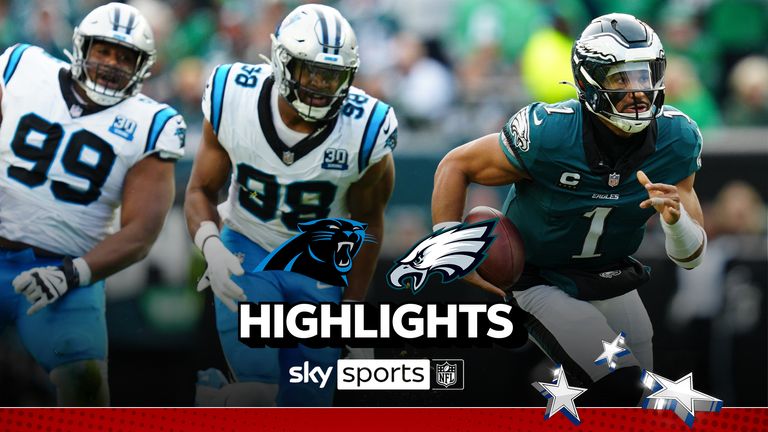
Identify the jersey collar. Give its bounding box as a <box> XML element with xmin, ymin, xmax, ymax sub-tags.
<box><xmin>581</xmin><ymin>106</ymin><xmax>657</xmax><ymax>184</ymax></box>
<box><xmin>58</xmin><ymin>68</ymin><xmax>114</xmax><ymax>118</ymax></box>
<box><xmin>259</xmin><ymin>76</ymin><xmax>338</xmax><ymax>166</ymax></box>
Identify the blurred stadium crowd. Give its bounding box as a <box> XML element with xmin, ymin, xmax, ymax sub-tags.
<box><xmin>2</xmin><ymin>0</ymin><xmax>767</xmax><ymax>139</ymax></box>
<box><xmin>0</xmin><ymin>0</ymin><xmax>766</xmax><ymax>406</ymax></box>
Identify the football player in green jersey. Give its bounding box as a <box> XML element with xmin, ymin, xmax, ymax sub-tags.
<box><xmin>432</xmin><ymin>13</ymin><xmax>706</xmax><ymax>406</ymax></box>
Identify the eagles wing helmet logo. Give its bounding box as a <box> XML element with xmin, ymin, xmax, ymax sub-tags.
<box><xmin>255</xmin><ymin>218</ymin><xmax>375</xmax><ymax>287</ymax></box>
<box><xmin>387</xmin><ymin>221</ymin><xmax>496</xmax><ymax>294</ymax></box>
<box><xmin>575</xmin><ymin>34</ymin><xmax>619</xmax><ymax>64</ymax></box>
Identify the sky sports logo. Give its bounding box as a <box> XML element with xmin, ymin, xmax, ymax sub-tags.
<box><xmin>288</xmin><ymin>359</ymin><xmax>464</xmax><ymax>390</ymax></box>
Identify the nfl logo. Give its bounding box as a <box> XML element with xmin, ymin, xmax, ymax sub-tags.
<box><xmin>435</xmin><ymin>361</ymin><xmax>457</xmax><ymax>388</ymax></box>
<box><xmin>282</xmin><ymin>151</ymin><xmax>295</xmax><ymax>165</ymax></box>
<box><xmin>608</xmin><ymin>172</ymin><xmax>621</xmax><ymax>187</ymax></box>
<box><xmin>69</xmin><ymin>104</ymin><xmax>83</xmax><ymax>118</ymax></box>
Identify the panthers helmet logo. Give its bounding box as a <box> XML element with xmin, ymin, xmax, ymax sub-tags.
<box><xmin>255</xmin><ymin>218</ymin><xmax>374</xmax><ymax>287</ymax></box>
<box><xmin>387</xmin><ymin>221</ymin><xmax>496</xmax><ymax>294</ymax></box>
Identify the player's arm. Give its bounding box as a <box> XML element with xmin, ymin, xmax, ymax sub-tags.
<box><xmin>183</xmin><ymin>119</ymin><xmax>245</xmax><ymax>312</ymax></box>
<box><xmin>184</xmin><ymin>119</ymin><xmax>231</xmax><ymax>235</ymax></box>
<box><xmin>344</xmin><ymin>153</ymin><xmax>395</xmax><ymax>301</ymax></box>
<box><xmin>638</xmin><ymin>171</ymin><xmax>706</xmax><ymax>269</ymax></box>
<box><xmin>432</xmin><ymin>133</ymin><xmax>528</xmax><ymax>225</ymax></box>
<box><xmin>12</xmin><ymin>154</ymin><xmax>177</xmax><ymax>315</ymax></box>
<box><xmin>432</xmin><ymin>133</ymin><xmax>528</xmax><ymax>298</ymax></box>
<box><xmin>82</xmin><ymin>155</ymin><xmax>176</xmax><ymax>280</ymax></box>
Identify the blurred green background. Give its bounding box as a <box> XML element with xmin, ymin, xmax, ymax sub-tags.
<box><xmin>0</xmin><ymin>0</ymin><xmax>765</xmax><ymax>407</ymax></box>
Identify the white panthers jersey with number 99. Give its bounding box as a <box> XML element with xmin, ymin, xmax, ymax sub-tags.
<box><xmin>0</xmin><ymin>44</ymin><xmax>185</xmax><ymax>256</ymax></box>
<box><xmin>202</xmin><ymin>63</ymin><xmax>397</xmax><ymax>251</ymax></box>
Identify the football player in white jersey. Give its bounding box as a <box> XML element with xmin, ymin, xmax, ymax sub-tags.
<box><xmin>0</xmin><ymin>3</ymin><xmax>185</xmax><ymax>405</ymax></box>
<box><xmin>185</xmin><ymin>4</ymin><xmax>397</xmax><ymax>406</ymax></box>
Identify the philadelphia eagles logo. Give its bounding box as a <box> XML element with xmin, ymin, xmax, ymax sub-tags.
<box><xmin>255</xmin><ymin>218</ymin><xmax>374</xmax><ymax>287</ymax></box>
<box><xmin>387</xmin><ymin>221</ymin><xmax>496</xmax><ymax>294</ymax></box>
<box><xmin>575</xmin><ymin>34</ymin><xmax>620</xmax><ymax>64</ymax></box>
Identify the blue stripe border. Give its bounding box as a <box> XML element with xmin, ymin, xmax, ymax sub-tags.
<box><xmin>358</xmin><ymin>101</ymin><xmax>390</xmax><ymax>173</ymax></box>
<box><xmin>211</xmin><ymin>64</ymin><xmax>233</xmax><ymax>135</ymax></box>
<box><xmin>145</xmin><ymin>106</ymin><xmax>179</xmax><ymax>153</ymax></box>
<box><xmin>3</xmin><ymin>44</ymin><xmax>31</xmax><ymax>84</ymax></box>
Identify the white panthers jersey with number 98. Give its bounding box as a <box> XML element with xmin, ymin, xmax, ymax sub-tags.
<box><xmin>0</xmin><ymin>44</ymin><xmax>185</xmax><ymax>256</ymax></box>
<box><xmin>202</xmin><ymin>63</ymin><xmax>397</xmax><ymax>251</ymax></box>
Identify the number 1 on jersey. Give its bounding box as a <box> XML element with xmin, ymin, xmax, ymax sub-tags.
<box><xmin>572</xmin><ymin>207</ymin><xmax>613</xmax><ymax>259</ymax></box>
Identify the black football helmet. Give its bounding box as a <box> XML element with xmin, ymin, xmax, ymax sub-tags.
<box><xmin>571</xmin><ymin>13</ymin><xmax>666</xmax><ymax>133</ymax></box>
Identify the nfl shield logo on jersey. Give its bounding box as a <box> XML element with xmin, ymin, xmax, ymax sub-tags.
<box><xmin>608</xmin><ymin>172</ymin><xmax>621</xmax><ymax>187</ymax></box>
<box><xmin>282</xmin><ymin>151</ymin><xmax>295</xmax><ymax>165</ymax></box>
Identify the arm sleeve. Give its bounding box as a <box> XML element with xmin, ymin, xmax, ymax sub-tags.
<box><xmin>358</xmin><ymin>101</ymin><xmax>397</xmax><ymax>173</ymax></box>
<box><xmin>201</xmin><ymin>64</ymin><xmax>233</xmax><ymax>135</ymax></box>
<box><xmin>498</xmin><ymin>104</ymin><xmax>541</xmax><ymax>179</ymax></box>
<box><xmin>0</xmin><ymin>43</ymin><xmax>33</xmax><ymax>88</ymax></box>
<box><xmin>368</xmin><ymin>106</ymin><xmax>398</xmax><ymax>165</ymax></box>
<box><xmin>142</xmin><ymin>107</ymin><xmax>186</xmax><ymax>161</ymax></box>
<box><xmin>687</xmin><ymin>121</ymin><xmax>703</xmax><ymax>176</ymax></box>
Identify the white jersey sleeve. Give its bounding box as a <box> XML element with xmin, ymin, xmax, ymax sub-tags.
<box><xmin>362</xmin><ymin>101</ymin><xmax>397</xmax><ymax>172</ymax></box>
<box><xmin>140</xmin><ymin>103</ymin><xmax>186</xmax><ymax>161</ymax></box>
<box><xmin>201</xmin><ymin>63</ymin><xmax>237</xmax><ymax>136</ymax></box>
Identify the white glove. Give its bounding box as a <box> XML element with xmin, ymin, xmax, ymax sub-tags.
<box><xmin>13</xmin><ymin>257</ymin><xmax>83</xmax><ymax>315</ymax></box>
<box><xmin>195</xmin><ymin>222</ymin><xmax>246</xmax><ymax>313</ymax></box>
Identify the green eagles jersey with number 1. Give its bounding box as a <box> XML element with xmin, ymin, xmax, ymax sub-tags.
<box><xmin>499</xmin><ymin>99</ymin><xmax>702</xmax><ymax>270</ymax></box>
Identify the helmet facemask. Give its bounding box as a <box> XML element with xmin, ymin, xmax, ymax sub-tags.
<box><xmin>280</xmin><ymin>52</ymin><xmax>356</xmax><ymax>122</ymax></box>
<box><xmin>73</xmin><ymin>37</ymin><xmax>152</xmax><ymax>106</ymax></box>
<box><xmin>580</xmin><ymin>60</ymin><xmax>666</xmax><ymax>133</ymax></box>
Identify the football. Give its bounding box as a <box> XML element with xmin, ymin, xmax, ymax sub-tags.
<box><xmin>463</xmin><ymin>206</ymin><xmax>525</xmax><ymax>290</ymax></box>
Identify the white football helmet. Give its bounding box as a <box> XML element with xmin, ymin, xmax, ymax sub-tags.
<box><xmin>270</xmin><ymin>4</ymin><xmax>359</xmax><ymax>122</ymax></box>
<box><xmin>67</xmin><ymin>2</ymin><xmax>156</xmax><ymax>106</ymax></box>
<box><xmin>571</xmin><ymin>13</ymin><xmax>666</xmax><ymax>134</ymax></box>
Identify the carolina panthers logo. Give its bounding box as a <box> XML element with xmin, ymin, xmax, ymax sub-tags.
<box><xmin>387</xmin><ymin>221</ymin><xmax>496</xmax><ymax>294</ymax></box>
<box><xmin>255</xmin><ymin>218</ymin><xmax>374</xmax><ymax>287</ymax></box>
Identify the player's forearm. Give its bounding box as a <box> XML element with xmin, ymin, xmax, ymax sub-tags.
<box><xmin>432</xmin><ymin>155</ymin><xmax>469</xmax><ymax>224</ymax></box>
<box><xmin>184</xmin><ymin>187</ymin><xmax>221</xmax><ymax>238</ymax></box>
<box><xmin>81</xmin><ymin>221</ymin><xmax>163</xmax><ymax>282</ymax></box>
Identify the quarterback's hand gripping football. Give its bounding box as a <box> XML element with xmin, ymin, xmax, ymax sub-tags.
<box><xmin>13</xmin><ymin>257</ymin><xmax>81</xmax><ymax>315</ymax></box>
<box><xmin>196</xmin><ymin>222</ymin><xmax>246</xmax><ymax>312</ymax></box>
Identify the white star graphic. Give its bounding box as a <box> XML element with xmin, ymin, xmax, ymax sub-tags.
<box><xmin>594</xmin><ymin>331</ymin><xmax>630</xmax><ymax>370</ymax></box>
<box><xmin>642</xmin><ymin>371</ymin><xmax>723</xmax><ymax>427</ymax></box>
<box><xmin>532</xmin><ymin>367</ymin><xmax>587</xmax><ymax>425</ymax></box>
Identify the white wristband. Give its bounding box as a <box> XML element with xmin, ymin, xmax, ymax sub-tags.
<box><xmin>194</xmin><ymin>221</ymin><xmax>220</xmax><ymax>252</ymax></box>
<box><xmin>433</xmin><ymin>221</ymin><xmax>462</xmax><ymax>232</ymax></box>
<box><xmin>661</xmin><ymin>205</ymin><xmax>706</xmax><ymax>269</ymax></box>
<box><xmin>73</xmin><ymin>257</ymin><xmax>92</xmax><ymax>286</ymax></box>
